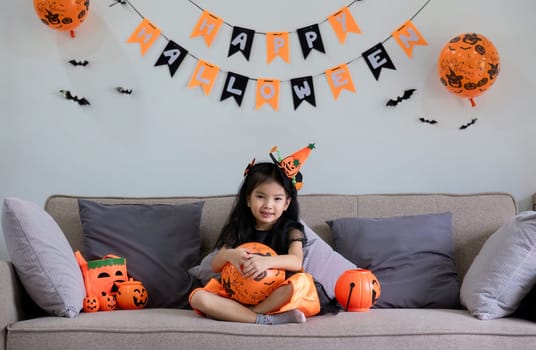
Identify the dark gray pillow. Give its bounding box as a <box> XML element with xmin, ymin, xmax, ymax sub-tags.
<box><xmin>327</xmin><ymin>212</ymin><xmax>460</xmax><ymax>308</ymax></box>
<box><xmin>79</xmin><ymin>200</ymin><xmax>203</xmax><ymax>309</ymax></box>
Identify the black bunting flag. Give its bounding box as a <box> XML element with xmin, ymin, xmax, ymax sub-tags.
<box><xmin>290</xmin><ymin>76</ymin><xmax>316</xmax><ymax>110</ymax></box>
<box><xmin>362</xmin><ymin>42</ymin><xmax>396</xmax><ymax>81</ymax></box>
<box><xmin>297</xmin><ymin>24</ymin><xmax>325</xmax><ymax>59</ymax></box>
<box><xmin>154</xmin><ymin>40</ymin><xmax>188</xmax><ymax>78</ymax></box>
<box><xmin>228</xmin><ymin>26</ymin><xmax>255</xmax><ymax>61</ymax></box>
<box><xmin>221</xmin><ymin>72</ymin><xmax>249</xmax><ymax>107</ymax></box>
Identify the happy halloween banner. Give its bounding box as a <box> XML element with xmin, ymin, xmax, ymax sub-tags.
<box><xmin>123</xmin><ymin>1</ymin><xmax>429</xmax><ymax>110</ymax></box>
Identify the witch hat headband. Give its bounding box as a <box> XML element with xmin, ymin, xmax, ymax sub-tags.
<box><xmin>244</xmin><ymin>143</ymin><xmax>316</xmax><ymax>190</ymax></box>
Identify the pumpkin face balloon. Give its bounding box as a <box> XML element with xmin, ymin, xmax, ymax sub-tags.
<box><xmin>33</xmin><ymin>0</ymin><xmax>90</xmax><ymax>32</ymax></box>
<box><xmin>221</xmin><ymin>242</ymin><xmax>285</xmax><ymax>305</ymax></box>
<box><xmin>438</xmin><ymin>33</ymin><xmax>500</xmax><ymax>105</ymax></box>
<box><xmin>335</xmin><ymin>269</ymin><xmax>381</xmax><ymax>312</ymax></box>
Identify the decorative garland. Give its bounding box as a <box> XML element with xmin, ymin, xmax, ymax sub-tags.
<box><xmin>114</xmin><ymin>0</ymin><xmax>432</xmax><ymax>110</ymax></box>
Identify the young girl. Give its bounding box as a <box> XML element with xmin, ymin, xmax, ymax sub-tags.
<box><xmin>189</xmin><ymin>158</ymin><xmax>320</xmax><ymax>325</ymax></box>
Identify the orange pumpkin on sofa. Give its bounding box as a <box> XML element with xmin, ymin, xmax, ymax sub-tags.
<box><xmin>335</xmin><ymin>269</ymin><xmax>381</xmax><ymax>312</ymax></box>
<box><xmin>116</xmin><ymin>279</ymin><xmax>149</xmax><ymax>309</ymax></box>
<box><xmin>221</xmin><ymin>242</ymin><xmax>285</xmax><ymax>305</ymax></box>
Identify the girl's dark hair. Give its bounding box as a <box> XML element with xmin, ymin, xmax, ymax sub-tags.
<box><xmin>215</xmin><ymin>162</ymin><xmax>300</xmax><ymax>250</ymax></box>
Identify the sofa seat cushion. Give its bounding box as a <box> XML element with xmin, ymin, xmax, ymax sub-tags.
<box><xmin>7</xmin><ymin>309</ymin><xmax>536</xmax><ymax>350</ymax></box>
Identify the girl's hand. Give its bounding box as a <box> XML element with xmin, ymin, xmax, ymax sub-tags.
<box><xmin>240</xmin><ymin>254</ymin><xmax>272</xmax><ymax>280</ymax></box>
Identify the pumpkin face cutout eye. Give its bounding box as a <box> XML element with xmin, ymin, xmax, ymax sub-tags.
<box><xmin>83</xmin><ymin>296</ymin><xmax>100</xmax><ymax>313</ymax></box>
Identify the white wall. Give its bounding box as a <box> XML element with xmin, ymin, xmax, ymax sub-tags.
<box><xmin>1</xmin><ymin>0</ymin><xmax>535</xmax><ymax>260</ymax></box>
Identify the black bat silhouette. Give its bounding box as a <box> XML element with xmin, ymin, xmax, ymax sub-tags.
<box><xmin>115</xmin><ymin>87</ymin><xmax>133</xmax><ymax>95</ymax></box>
<box><xmin>68</xmin><ymin>59</ymin><xmax>89</xmax><ymax>66</ymax></box>
<box><xmin>59</xmin><ymin>90</ymin><xmax>90</xmax><ymax>106</ymax></box>
<box><xmin>109</xmin><ymin>0</ymin><xmax>127</xmax><ymax>7</ymax></box>
<box><xmin>386</xmin><ymin>89</ymin><xmax>416</xmax><ymax>106</ymax></box>
<box><xmin>419</xmin><ymin>118</ymin><xmax>437</xmax><ymax>125</ymax></box>
<box><xmin>459</xmin><ymin>118</ymin><xmax>477</xmax><ymax>130</ymax></box>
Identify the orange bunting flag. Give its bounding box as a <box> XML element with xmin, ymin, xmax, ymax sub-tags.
<box><xmin>325</xmin><ymin>64</ymin><xmax>356</xmax><ymax>100</ymax></box>
<box><xmin>328</xmin><ymin>7</ymin><xmax>361</xmax><ymax>44</ymax></box>
<box><xmin>392</xmin><ymin>20</ymin><xmax>428</xmax><ymax>58</ymax></box>
<box><xmin>127</xmin><ymin>19</ymin><xmax>161</xmax><ymax>56</ymax></box>
<box><xmin>188</xmin><ymin>60</ymin><xmax>220</xmax><ymax>96</ymax></box>
<box><xmin>266</xmin><ymin>32</ymin><xmax>290</xmax><ymax>64</ymax></box>
<box><xmin>255</xmin><ymin>79</ymin><xmax>280</xmax><ymax>110</ymax></box>
<box><xmin>190</xmin><ymin>11</ymin><xmax>223</xmax><ymax>47</ymax></box>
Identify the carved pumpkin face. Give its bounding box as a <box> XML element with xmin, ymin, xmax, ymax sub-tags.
<box><xmin>99</xmin><ymin>294</ymin><xmax>117</xmax><ymax>311</ymax></box>
<box><xmin>438</xmin><ymin>33</ymin><xmax>500</xmax><ymax>100</ymax></box>
<box><xmin>335</xmin><ymin>269</ymin><xmax>381</xmax><ymax>312</ymax></box>
<box><xmin>83</xmin><ymin>296</ymin><xmax>99</xmax><ymax>313</ymax></box>
<box><xmin>116</xmin><ymin>281</ymin><xmax>149</xmax><ymax>309</ymax></box>
<box><xmin>86</xmin><ymin>257</ymin><xmax>127</xmax><ymax>298</ymax></box>
<box><xmin>221</xmin><ymin>242</ymin><xmax>285</xmax><ymax>305</ymax></box>
<box><xmin>280</xmin><ymin>156</ymin><xmax>300</xmax><ymax>177</ymax></box>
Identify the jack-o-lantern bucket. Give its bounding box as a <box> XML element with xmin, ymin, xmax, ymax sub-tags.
<box><xmin>335</xmin><ymin>269</ymin><xmax>381</xmax><ymax>312</ymax></box>
<box><xmin>116</xmin><ymin>279</ymin><xmax>149</xmax><ymax>309</ymax></box>
<box><xmin>86</xmin><ymin>256</ymin><xmax>127</xmax><ymax>297</ymax></box>
<box><xmin>221</xmin><ymin>242</ymin><xmax>285</xmax><ymax>305</ymax></box>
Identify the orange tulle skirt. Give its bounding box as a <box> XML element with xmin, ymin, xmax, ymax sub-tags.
<box><xmin>189</xmin><ymin>272</ymin><xmax>320</xmax><ymax>317</ymax></box>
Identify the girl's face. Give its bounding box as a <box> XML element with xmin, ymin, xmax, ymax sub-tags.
<box><xmin>247</xmin><ymin>180</ymin><xmax>291</xmax><ymax>231</ymax></box>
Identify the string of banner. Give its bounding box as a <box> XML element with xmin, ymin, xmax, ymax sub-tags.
<box><xmin>119</xmin><ymin>0</ymin><xmax>432</xmax><ymax>110</ymax></box>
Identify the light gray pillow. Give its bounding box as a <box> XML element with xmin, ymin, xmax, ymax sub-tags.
<box><xmin>1</xmin><ymin>197</ymin><xmax>85</xmax><ymax>317</ymax></box>
<box><xmin>328</xmin><ymin>212</ymin><xmax>460</xmax><ymax>308</ymax></box>
<box><xmin>79</xmin><ymin>199</ymin><xmax>203</xmax><ymax>309</ymax></box>
<box><xmin>461</xmin><ymin>211</ymin><xmax>536</xmax><ymax>320</ymax></box>
<box><xmin>188</xmin><ymin>248</ymin><xmax>220</xmax><ymax>285</ymax></box>
<box><xmin>302</xmin><ymin>221</ymin><xmax>357</xmax><ymax>299</ymax></box>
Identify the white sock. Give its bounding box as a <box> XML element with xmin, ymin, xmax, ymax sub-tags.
<box><xmin>255</xmin><ymin>309</ymin><xmax>306</xmax><ymax>325</ymax></box>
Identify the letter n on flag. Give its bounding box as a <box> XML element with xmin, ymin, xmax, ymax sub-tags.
<box><xmin>190</xmin><ymin>11</ymin><xmax>223</xmax><ymax>47</ymax></box>
<box><xmin>188</xmin><ymin>60</ymin><xmax>220</xmax><ymax>95</ymax></box>
<box><xmin>392</xmin><ymin>20</ymin><xmax>428</xmax><ymax>58</ymax></box>
<box><xmin>325</xmin><ymin>64</ymin><xmax>356</xmax><ymax>100</ymax></box>
<box><xmin>127</xmin><ymin>19</ymin><xmax>161</xmax><ymax>56</ymax></box>
<box><xmin>256</xmin><ymin>79</ymin><xmax>280</xmax><ymax>110</ymax></box>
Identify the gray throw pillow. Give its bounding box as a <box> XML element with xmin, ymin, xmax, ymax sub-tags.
<box><xmin>302</xmin><ymin>221</ymin><xmax>357</xmax><ymax>299</ymax></box>
<box><xmin>461</xmin><ymin>211</ymin><xmax>536</xmax><ymax>320</ymax></box>
<box><xmin>79</xmin><ymin>200</ymin><xmax>203</xmax><ymax>309</ymax></box>
<box><xmin>1</xmin><ymin>197</ymin><xmax>85</xmax><ymax>317</ymax></box>
<box><xmin>327</xmin><ymin>212</ymin><xmax>460</xmax><ymax>308</ymax></box>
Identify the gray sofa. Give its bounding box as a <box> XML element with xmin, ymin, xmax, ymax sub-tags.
<box><xmin>2</xmin><ymin>192</ymin><xmax>536</xmax><ymax>350</ymax></box>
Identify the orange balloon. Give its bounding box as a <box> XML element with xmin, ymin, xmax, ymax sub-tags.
<box><xmin>221</xmin><ymin>242</ymin><xmax>285</xmax><ymax>305</ymax></box>
<box><xmin>33</xmin><ymin>0</ymin><xmax>90</xmax><ymax>32</ymax></box>
<box><xmin>438</xmin><ymin>33</ymin><xmax>500</xmax><ymax>106</ymax></box>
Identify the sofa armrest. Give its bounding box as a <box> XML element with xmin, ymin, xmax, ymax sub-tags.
<box><xmin>0</xmin><ymin>260</ymin><xmax>29</xmax><ymax>350</ymax></box>
<box><xmin>533</xmin><ymin>193</ymin><xmax>536</xmax><ymax>211</ymax></box>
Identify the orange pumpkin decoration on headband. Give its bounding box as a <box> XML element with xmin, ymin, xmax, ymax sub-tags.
<box><xmin>221</xmin><ymin>242</ymin><xmax>285</xmax><ymax>305</ymax></box>
<box><xmin>335</xmin><ymin>269</ymin><xmax>381</xmax><ymax>312</ymax></box>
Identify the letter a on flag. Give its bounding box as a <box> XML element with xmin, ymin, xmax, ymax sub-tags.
<box><xmin>190</xmin><ymin>11</ymin><xmax>223</xmax><ymax>47</ymax></box>
<box><xmin>127</xmin><ymin>18</ymin><xmax>161</xmax><ymax>56</ymax></box>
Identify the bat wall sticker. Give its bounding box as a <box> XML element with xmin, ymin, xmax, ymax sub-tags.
<box><xmin>459</xmin><ymin>118</ymin><xmax>477</xmax><ymax>130</ymax></box>
<box><xmin>68</xmin><ymin>60</ymin><xmax>89</xmax><ymax>67</ymax></box>
<box><xmin>386</xmin><ymin>89</ymin><xmax>416</xmax><ymax>106</ymax></box>
<box><xmin>115</xmin><ymin>87</ymin><xmax>133</xmax><ymax>95</ymax></box>
<box><xmin>419</xmin><ymin>118</ymin><xmax>437</xmax><ymax>125</ymax></box>
<box><xmin>59</xmin><ymin>90</ymin><xmax>90</xmax><ymax>106</ymax></box>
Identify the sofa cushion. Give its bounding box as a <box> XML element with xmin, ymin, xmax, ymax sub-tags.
<box><xmin>461</xmin><ymin>211</ymin><xmax>536</xmax><ymax>320</ymax></box>
<box><xmin>78</xmin><ymin>199</ymin><xmax>203</xmax><ymax>308</ymax></box>
<box><xmin>302</xmin><ymin>222</ymin><xmax>357</xmax><ymax>299</ymax></box>
<box><xmin>327</xmin><ymin>212</ymin><xmax>460</xmax><ymax>308</ymax></box>
<box><xmin>1</xmin><ymin>197</ymin><xmax>85</xmax><ymax>317</ymax></box>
